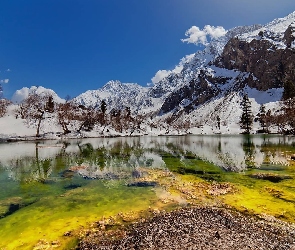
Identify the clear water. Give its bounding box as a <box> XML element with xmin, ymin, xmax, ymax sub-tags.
<box><xmin>0</xmin><ymin>135</ymin><xmax>295</xmax><ymax>249</ymax></box>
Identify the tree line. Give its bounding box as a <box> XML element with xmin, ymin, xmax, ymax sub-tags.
<box><xmin>13</xmin><ymin>93</ymin><xmax>150</xmax><ymax>137</ymax></box>
<box><xmin>239</xmin><ymin>93</ymin><xmax>295</xmax><ymax>134</ymax></box>
<box><xmin>1</xmin><ymin>90</ymin><xmax>295</xmax><ymax>136</ymax></box>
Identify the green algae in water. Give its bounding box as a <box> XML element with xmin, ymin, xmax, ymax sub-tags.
<box><xmin>0</xmin><ymin>179</ymin><xmax>158</xmax><ymax>249</ymax></box>
<box><xmin>154</xmin><ymin>135</ymin><xmax>295</xmax><ymax>223</ymax></box>
<box><xmin>0</xmin><ymin>139</ymin><xmax>164</xmax><ymax>249</ymax></box>
<box><xmin>1</xmin><ymin>135</ymin><xmax>295</xmax><ymax>249</ymax></box>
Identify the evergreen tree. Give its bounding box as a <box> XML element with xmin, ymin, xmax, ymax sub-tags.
<box><xmin>239</xmin><ymin>94</ymin><xmax>253</xmax><ymax>134</ymax></box>
<box><xmin>258</xmin><ymin>104</ymin><xmax>267</xmax><ymax>132</ymax></box>
<box><xmin>45</xmin><ymin>95</ymin><xmax>55</xmax><ymax>113</ymax></box>
<box><xmin>100</xmin><ymin>100</ymin><xmax>107</xmax><ymax>126</ymax></box>
<box><xmin>101</xmin><ymin>100</ymin><xmax>107</xmax><ymax>114</ymax></box>
<box><xmin>216</xmin><ymin>115</ymin><xmax>221</xmax><ymax>130</ymax></box>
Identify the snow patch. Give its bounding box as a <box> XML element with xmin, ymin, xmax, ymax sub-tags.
<box><xmin>245</xmin><ymin>86</ymin><xmax>283</xmax><ymax>104</ymax></box>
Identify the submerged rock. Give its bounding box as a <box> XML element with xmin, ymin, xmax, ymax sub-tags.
<box><xmin>0</xmin><ymin>199</ymin><xmax>36</xmax><ymax>219</ymax></box>
<box><xmin>6</xmin><ymin>203</ymin><xmax>20</xmax><ymax>216</ymax></box>
<box><xmin>127</xmin><ymin>181</ymin><xmax>158</xmax><ymax>187</ymax></box>
<box><xmin>60</xmin><ymin>169</ymin><xmax>76</xmax><ymax>178</ymax></box>
<box><xmin>131</xmin><ymin>169</ymin><xmax>143</xmax><ymax>178</ymax></box>
<box><xmin>64</xmin><ymin>183</ymin><xmax>82</xmax><ymax>190</ymax></box>
<box><xmin>81</xmin><ymin>172</ymin><xmax>120</xmax><ymax>180</ymax></box>
<box><xmin>249</xmin><ymin>173</ymin><xmax>292</xmax><ymax>183</ymax></box>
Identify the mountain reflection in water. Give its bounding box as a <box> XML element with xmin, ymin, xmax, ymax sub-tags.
<box><xmin>0</xmin><ymin>135</ymin><xmax>293</xmax><ymax>183</ymax></box>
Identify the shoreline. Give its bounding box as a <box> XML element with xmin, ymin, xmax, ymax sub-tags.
<box><xmin>78</xmin><ymin>205</ymin><xmax>295</xmax><ymax>250</ymax></box>
<box><xmin>0</xmin><ymin>132</ymin><xmax>290</xmax><ymax>144</ymax></box>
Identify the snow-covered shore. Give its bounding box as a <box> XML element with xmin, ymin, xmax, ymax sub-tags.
<box><xmin>0</xmin><ymin>104</ymin><xmax>274</xmax><ymax>143</ymax></box>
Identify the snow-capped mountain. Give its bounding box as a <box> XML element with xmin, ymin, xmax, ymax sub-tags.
<box><xmin>73</xmin><ymin>80</ymin><xmax>150</xmax><ymax>113</ymax></box>
<box><xmin>146</xmin><ymin>11</ymin><xmax>294</xmax><ymax>123</ymax></box>
<box><xmin>11</xmin><ymin>11</ymin><xmax>295</xmax><ymax>130</ymax></box>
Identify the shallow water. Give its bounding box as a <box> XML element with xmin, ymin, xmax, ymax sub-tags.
<box><xmin>0</xmin><ymin>135</ymin><xmax>295</xmax><ymax>249</ymax></box>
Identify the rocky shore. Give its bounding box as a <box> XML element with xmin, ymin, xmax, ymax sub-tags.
<box><xmin>78</xmin><ymin>206</ymin><xmax>295</xmax><ymax>250</ymax></box>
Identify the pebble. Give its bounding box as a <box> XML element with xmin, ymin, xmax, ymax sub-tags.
<box><xmin>78</xmin><ymin>206</ymin><xmax>295</xmax><ymax>250</ymax></box>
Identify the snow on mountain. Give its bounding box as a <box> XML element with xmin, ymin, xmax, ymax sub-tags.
<box><xmin>73</xmin><ymin>80</ymin><xmax>150</xmax><ymax>113</ymax></box>
<box><xmin>12</xmin><ymin>86</ymin><xmax>65</xmax><ymax>104</ymax></box>
<box><xmin>71</xmin><ymin>10</ymin><xmax>294</xmax><ymax>130</ymax></box>
<box><xmin>4</xmin><ymin>11</ymin><xmax>295</xmax><ymax>138</ymax></box>
<box><xmin>239</xmin><ymin>11</ymin><xmax>295</xmax><ymax>49</ymax></box>
<box><xmin>73</xmin><ymin>24</ymin><xmax>266</xmax><ymax>117</ymax></box>
<box><xmin>147</xmin><ymin>24</ymin><xmax>264</xmax><ymax>103</ymax></box>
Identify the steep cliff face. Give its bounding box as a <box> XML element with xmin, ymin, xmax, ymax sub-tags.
<box><xmin>155</xmin><ymin>25</ymin><xmax>265</xmax><ymax>115</ymax></box>
<box><xmin>284</xmin><ymin>23</ymin><xmax>295</xmax><ymax>48</ymax></box>
<box><xmin>216</xmin><ymin>24</ymin><xmax>295</xmax><ymax>91</ymax></box>
<box><xmin>156</xmin><ymin>13</ymin><xmax>295</xmax><ymax>117</ymax></box>
<box><xmin>159</xmin><ymin>72</ymin><xmax>221</xmax><ymax>115</ymax></box>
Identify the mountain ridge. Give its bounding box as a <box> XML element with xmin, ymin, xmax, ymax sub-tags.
<box><xmin>10</xmin><ymin>11</ymin><xmax>295</xmax><ymax>131</ymax></box>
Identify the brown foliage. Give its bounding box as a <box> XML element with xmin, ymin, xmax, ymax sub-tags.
<box><xmin>16</xmin><ymin>94</ymin><xmax>49</xmax><ymax>137</ymax></box>
<box><xmin>0</xmin><ymin>99</ymin><xmax>11</xmax><ymax>117</ymax></box>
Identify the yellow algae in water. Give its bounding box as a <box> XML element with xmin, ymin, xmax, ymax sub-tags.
<box><xmin>0</xmin><ymin>180</ymin><xmax>159</xmax><ymax>250</ymax></box>
<box><xmin>222</xmin><ymin>180</ymin><xmax>295</xmax><ymax>223</ymax></box>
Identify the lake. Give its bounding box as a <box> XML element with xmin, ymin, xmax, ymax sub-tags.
<box><xmin>0</xmin><ymin>135</ymin><xmax>295</xmax><ymax>249</ymax></box>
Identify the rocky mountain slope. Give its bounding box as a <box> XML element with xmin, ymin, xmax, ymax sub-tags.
<box><xmin>72</xmin><ymin>12</ymin><xmax>293</xmax><ymax>125</ymax></box>
<box><xmin>11</xmin><ymin>11</ymin><xmax>295</xmax><ymax>131</ymax></box>
<box><xmin>72</xmin><ymin>80</ymin><xmax>150</xmax><ymax>113</ymax></box>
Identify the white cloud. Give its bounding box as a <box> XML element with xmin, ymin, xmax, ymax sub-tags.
<box><xmin>0</xmin><ymin>79</ymin><xmax>9</xmax><ymax>84</ymax></box>
<box><xmin>181</xmin><ymin>25</ymin><xmax>227</xmax><ymax>46</ymax></box>
<box><xmin>11</xmin><ymin>86</ymin><xmax>66</xmax><ymax>104</ymax></box>
<box><xmin>181</xmin><ymin>26</ymin><xmax>207</xmax><ymax>45</ymax></box>
<box><xmin>204</xmin><ymin>25</ymin><xmax>227</xmax><ymax>39</ymax></box>
<box><xmin>6</xmin><ymin>69</ymin><xmax>11</xmax><ymax>72</ymax></box>
<box><xmin>151</xmin><ymin>70</ymin><xmax>171</xmax><ymax>84</ymax></box>
<box><xmin>11</xmin><ymin>87</ymin><xmax>31</xmax><ymax>103</ymax></box>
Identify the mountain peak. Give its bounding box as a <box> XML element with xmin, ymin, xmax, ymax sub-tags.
<box><xmin>101</xmin><ymin>80</ymin><xmax>123</xmax><ymax>91</ymax></box>
<box><xmin>10</xmin><ymin>11</ymin><xmax>295</xmax><ymax>130</ymax></box>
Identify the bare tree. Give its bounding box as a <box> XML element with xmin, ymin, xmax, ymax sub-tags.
<box><xmin>264</xmin><ymin>109</ymin><xmax>273</xmax><ymax>132</ymax></box>
<box><xmin>121</xmin><ymin>107</ymin><xmax>134</xmax><ymax>133</ymax></box>
<box><xmin>272</xmin><ymin>112</ymin><xmax>286</xmax><ymax>134</ymax></box>
<box><xmin>16</xmin><ymin>94</ymin><xmax>48</xmax><ymax>137</ymax></box>
<box><xmin>76</xmin><ymin>106</ymin><xmax>97</xmax><ymax>133</ymax></box>
<box><xmin>0</xmin><ymin>99</ymin><xmax>11</xmax><ymax>117</ymax></box>
<box><xmin>110</xmin><ymin>109</ymin><xmax>123</xmax><ymax>133</ymax></box>
<box><xmin>56</xmin><ymin>102</ymin><xmax>76</xmax><ymax>134</ymax></box>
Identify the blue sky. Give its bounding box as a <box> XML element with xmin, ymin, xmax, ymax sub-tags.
<box><xmin>1</xmin><ymin>0</ymin><xmax>295</xmax><ymax>99</ymax></box>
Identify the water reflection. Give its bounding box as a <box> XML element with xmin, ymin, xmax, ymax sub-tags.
<box><xmin>0</xmin><ymin>135</ymin><xmax>294</xmax><ymax>183</ymax></box>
